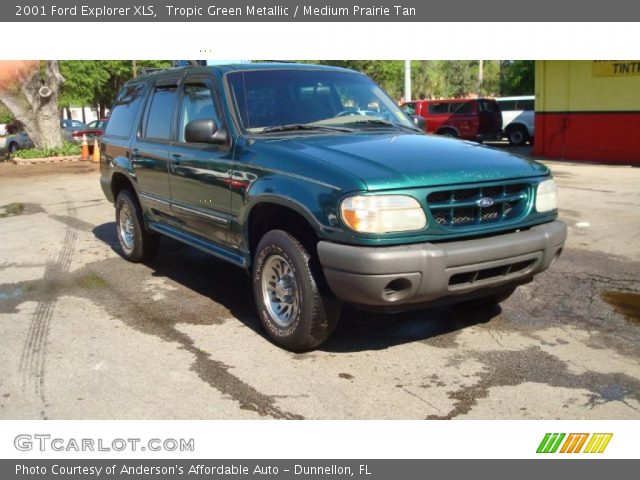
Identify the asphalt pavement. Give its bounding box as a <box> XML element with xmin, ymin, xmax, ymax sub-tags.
<box><xmin>0</xmin><ymin>156</ymin><xmax>638</xmax><ymax>419</ymax></box>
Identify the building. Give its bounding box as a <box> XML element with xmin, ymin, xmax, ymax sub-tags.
<box><xmin>534</xmin><ymin>60</ymin><xmax>640</xmax><ymax>164</ymax></box>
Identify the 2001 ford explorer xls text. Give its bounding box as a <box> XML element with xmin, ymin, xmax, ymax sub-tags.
<box><xmin>100</xmin><ymin>63</ymin><xmax>567</xmax><ymax>351</ymax></box>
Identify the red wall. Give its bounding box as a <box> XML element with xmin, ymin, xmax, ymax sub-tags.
<box><xmin>533</xmin><ymin>112</ymin><xmax>640</xmax><ymax>164</ymax></box>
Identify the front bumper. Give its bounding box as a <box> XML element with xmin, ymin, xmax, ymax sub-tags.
<box><xmin>317</xmin><ymin>220</ymin><xmax>567</xmax><ymax>308</ymax></box>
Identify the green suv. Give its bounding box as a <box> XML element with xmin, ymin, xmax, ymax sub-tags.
<box><xmin>100</xmin><ymin>63</ymin><xmax>566</xmax><ymax>351</ymax></box>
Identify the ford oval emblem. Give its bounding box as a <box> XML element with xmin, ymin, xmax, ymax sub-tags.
<box><xmin>477</xmin><ymin>197</ymin><xmax>495</xmax><ymax>207</ymax></box>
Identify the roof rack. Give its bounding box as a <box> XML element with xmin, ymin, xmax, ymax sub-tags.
<box><xmin>136</xmin><ymin>61</ymin><xmax>207</xmax><ymax>77</ymax></box>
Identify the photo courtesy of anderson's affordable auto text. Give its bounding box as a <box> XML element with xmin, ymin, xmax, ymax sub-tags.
<box><xmin>0</xmin><ymin>0</ymin><xmax>639</xmax><ymax>478</ymax></box>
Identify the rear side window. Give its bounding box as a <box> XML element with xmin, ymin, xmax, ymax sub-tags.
<box><xmin>451</xmin><ymin>102</ymin><xmax>473</xmax><ymax>114</ymax></box>
<box><xmin>428</xmin><ymin>102</ymin><xmax>449</xmax><ymax>114</ymax></box>
<box><xmin>498</xmin><ymin>100</ymin><xmax>517</xmax><ymax>111</ymax></box>
<box><xmin>104</xmin><ymin>83</ymin><xmax>146</xmax><ymax>138</ymax></box>
<box><xmin>517</xmin><ymin>99</ymin><xmax>534</xmax><ymax>111</ymax></box>
<box><xmin>143</xmin><ymin>85</ymin><xmax>178</xmax><ymax>141</ymax></box>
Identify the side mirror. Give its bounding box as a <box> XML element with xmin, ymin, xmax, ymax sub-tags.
<box><xmin>412</xmin><ymin>115</ymin><xmax>427</xmax><ymax>131</ymax></box>
<box><xmin>184</xmin><ymin>119</ymin><xmax>228</xmax><ymax>145</ymax></box>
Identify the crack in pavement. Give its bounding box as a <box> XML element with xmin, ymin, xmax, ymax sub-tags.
<box><xmin>426</xmin><ymin>346</ymin><xmax>640</xmax><ymax>420</ymax></box>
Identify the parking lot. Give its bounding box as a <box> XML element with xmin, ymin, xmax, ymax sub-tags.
<box><xmin>0</xmin><ymin>155</ymin><xmax>639</xmax><ymax>420</ymax></box>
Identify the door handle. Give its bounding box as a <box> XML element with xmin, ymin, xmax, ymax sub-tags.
<box><xmin>171</xmin><ymin>153</ymin><xmax>182</xmax><ymax>164</ymax></box>
<box><xmin>131</xmin><ymin>148</ymin><xmax>141</xmax><ymax>159</ymax></box>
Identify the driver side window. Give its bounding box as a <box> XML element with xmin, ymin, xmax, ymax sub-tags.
<box><xmin>178</xmin><ymin>83</ymin><xmax>219</xmax><ymax>143</ymax></box>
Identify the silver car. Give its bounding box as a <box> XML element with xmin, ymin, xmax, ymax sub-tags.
<box><xmin>0</xmin><ymin>132</ymin><xmax>34</xmax><ymax>158</ymax></box>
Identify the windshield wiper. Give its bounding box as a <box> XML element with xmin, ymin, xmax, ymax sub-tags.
<box><xmin>255</xmin><ymin>123</ymin><xmax>354</xmax><ymax>135</ymax></box>
<box><xmin>345</xmin><ymin>119</ymin><xmax>422</xmax><ymax>133</ymax></box>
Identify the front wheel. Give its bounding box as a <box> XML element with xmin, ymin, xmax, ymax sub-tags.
<box><xmin>7</xmin><ymin>143</ymin><xmax>18</xmax><ymax>158</ymax></box>
<box><xmin>252</xmin><ymin>230</ymin><xmax>341</xmax><ymax>351</ymax></box>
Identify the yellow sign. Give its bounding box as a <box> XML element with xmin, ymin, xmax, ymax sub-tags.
<box><xmin>593</xmin><ymin>61</ymin><xmax>640</xmax><ymax>77</ymax></box>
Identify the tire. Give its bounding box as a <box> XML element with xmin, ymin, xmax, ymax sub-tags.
<box><xmin>115</xmin><ymin>189</ymin><xmax>160</xmax><ymax>262</ymax></box>
<box><xmin>459</xmin><ymin>287</ymin><xmax>516</xmax><ymax>309</ymax></box>
<box><xmin>252</xmin><ymin>230</ymin><xmax>341</xmax><ymax>351</ymax></box>
<box><xmin>507</xmin><ymin>125</ymin><xmax>529</xmax><ymax>146</ymax></box>
<box><xmin>7</xmin><ymin>143</ymin><xmax>18</xmax><ymax>158</ymax></box>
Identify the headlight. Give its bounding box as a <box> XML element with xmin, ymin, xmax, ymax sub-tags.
<box><xmin>535</xmin><ymin>178</ymin><xmax>558</xmax><ymax>212</ymax></box>
<box><xmin>341</xmin><ymin>195</ymin><xmax>427</xmax><ymax>233</ymax></box>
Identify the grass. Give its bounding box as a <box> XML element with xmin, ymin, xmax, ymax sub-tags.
<box><xmin>0</xmin><ymin>202</ymin><xmax>25</xmax><ymax>217</ymax></box>
<box><xmin>13</xmin><ymin>142</ymin><xmax>81</xmax><ymax>159</ymax></box>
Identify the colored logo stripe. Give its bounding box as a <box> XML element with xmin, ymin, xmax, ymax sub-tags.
<box><xmin>537</xmin><ymin>433</ymin><xmax>613</xmax><ymax>453</ymax></box>
<box><xmin>560</xmin><ymin>433</ymin><xmax>589</xmax><ymax>453</ymax></box>
<box><xmin>537</xmin><ymin>433</ymin><xmax>566</xmax><ymax>453</ymax></box>
<box><xmin>584</xmin><ymin>433</ymin><xmax>613</xmax><ymax>454</ymax></box>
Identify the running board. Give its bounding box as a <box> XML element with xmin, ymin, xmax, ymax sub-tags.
<box><xmin>148</xmin><ymin>222</ymin><xmax>247</xmax><ymax>269</ymax></box>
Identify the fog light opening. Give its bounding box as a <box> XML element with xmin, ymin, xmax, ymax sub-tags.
<box><xmin>382</xmin><ymin>278</ymin><xmax>413</xmax><ymax>301</ymax></box>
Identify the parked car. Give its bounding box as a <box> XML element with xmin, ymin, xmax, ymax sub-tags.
<box><xmin>0</xmin><ymin>131</ymin><xmax>34</xmax><ymax>158</ymax></box>
<box><xmin>100</xmin><ymin>63</ymin><xmax>566</xmax><ymax>351</ymax></box>
<box><xmin>496</xmin><ymin>95</ymin><xmax>535</xmax><ymax>146</ymax></box>
<box><xmin>84</xmin><ymin>118</ymin><xmax>109</xmax><ymax>138</ymax></box>
<box><xmin>61</xmin><ymin>119</ymin><xmax>89</xmax><ymax>145</ymax></box>
<box><xmin>401</xmin><ymin>98</ymin><xmax>503</xmax><ymax>142</ymax></box>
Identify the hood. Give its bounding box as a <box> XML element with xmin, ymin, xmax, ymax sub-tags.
<box><xmin>261</xmin><ymin>132</ymin><xmax>549</xmax><ymax>191</ymax></box>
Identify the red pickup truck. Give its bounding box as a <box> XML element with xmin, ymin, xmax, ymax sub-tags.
<box><xmin>402</xmin><ymin>98</ymin><xmax>502</xmax><ymax>142</ymax></box>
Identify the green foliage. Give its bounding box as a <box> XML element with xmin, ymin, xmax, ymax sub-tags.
<box><xmin>14</xmin><ymin>141</ymin><xmax>81</xmax><ymax>159</ymax></box>
<box><xmin>59</xmin><ymin>60</ymin><xmax>172</xmax><ymax>111</ymax></box>
<box><xmin>0</xmin><ymin>104</ymin><xmax>13</xmax><ymax>125</ymax></box>
<box><xmin>500</xmin><ymin>60</ymin><xmax>535</xmax><ymax>96</ymax></box>
<box><xmin>441</xmin><ymin>61</ymin><xmax>477</xmax><ymax>98</ymax></box>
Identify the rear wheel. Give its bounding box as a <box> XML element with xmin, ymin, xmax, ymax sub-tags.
<box><xmin>507</xmin><ymin>125</ymin><xmax>529</xmax><ymax>146</ymax></box>
<box><xmin>252</xmin><ymin>230</ymin><xmax>341</xmax><ymax>351</ymax></box>
<box><xmin>115</xmin><ymin>189</ymin><xmax>160</xmax><ymax>262</ymax></box>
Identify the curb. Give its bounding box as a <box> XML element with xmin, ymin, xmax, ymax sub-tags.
<box><xmin>11</xmin><ymin>155</ymin><xmax>84</xmax><ymax>165</ymax></box>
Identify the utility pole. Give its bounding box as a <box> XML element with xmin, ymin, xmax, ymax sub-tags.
<box><xmin>478</xmin><ymin>60</ymin><xmax>484</xmax><ymax>97</ymax></box>
<box><xmin>404</xmin><ymin>60</ymin><xmax>412</xmax><ymax>102</ymax></box>
<box><xmin>132</xmin><ymin>60</ymin><xmax>137</xmax><ymax>77</ymax></box>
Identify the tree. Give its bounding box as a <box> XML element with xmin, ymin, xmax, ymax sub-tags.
<box><xmin>0</xmin><ymin>60</ymin><xmax>64</xmax><ymax>148</ymax></box>
<box><xmin>500</xmin><ymin>60</ymin><xmax>534</xmax><ymax>96</ymax></box>
<box><xmin>59</xmin><ymin>60</ymin><xmax>171</xmax><ymax>119</ymax></box>
<box><xmin>59</xmin><ymin>60</ymin><xmax>109</xmax><ymax>122</ymax></box>
<box><xmin>441</xmin><ymin>61</ymin><xmax>476</xmax><ymax>98</ymax></box>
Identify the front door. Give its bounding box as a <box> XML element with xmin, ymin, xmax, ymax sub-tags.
<box><xmin>169</xmin><ymin>78</ymin><xmax>234</xmax><ymax>247</ymax></box>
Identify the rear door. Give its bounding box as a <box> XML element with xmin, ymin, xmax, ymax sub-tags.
<box><xmin>132</xmin><ymin>77</ymin><xmax>181</xmax><ymax>220</ymax></box>
<box><xmin>449</xmin><ymin>101</ymin><xmax>478</xmax><ymax>139</ymax></box>
<box><xmin>168</xmin><ymin>76</ymin><xmax>234</xmax><ymax>247</ymax></box>
<box><xmin>477</xmin><ymin>99</ymin><xmax>502</xmax><ymax>137</ymax></box>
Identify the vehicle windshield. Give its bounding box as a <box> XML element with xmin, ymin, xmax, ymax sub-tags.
<box><xmin>227</xmin><ymin>68</ymin><xmax>416</xmax><ymax>133</ymax></box>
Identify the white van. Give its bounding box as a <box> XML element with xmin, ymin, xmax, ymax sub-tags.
<box><xmin>496</xmin><ymin>96</ymin><xmax>534</xmax><ymax>146</ymax></box>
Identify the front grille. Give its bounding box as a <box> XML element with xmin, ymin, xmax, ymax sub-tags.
<box><xmin>428</xmin><ymin>183</ymin><xmax>529</xmax><ymax>229</ymax></box>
